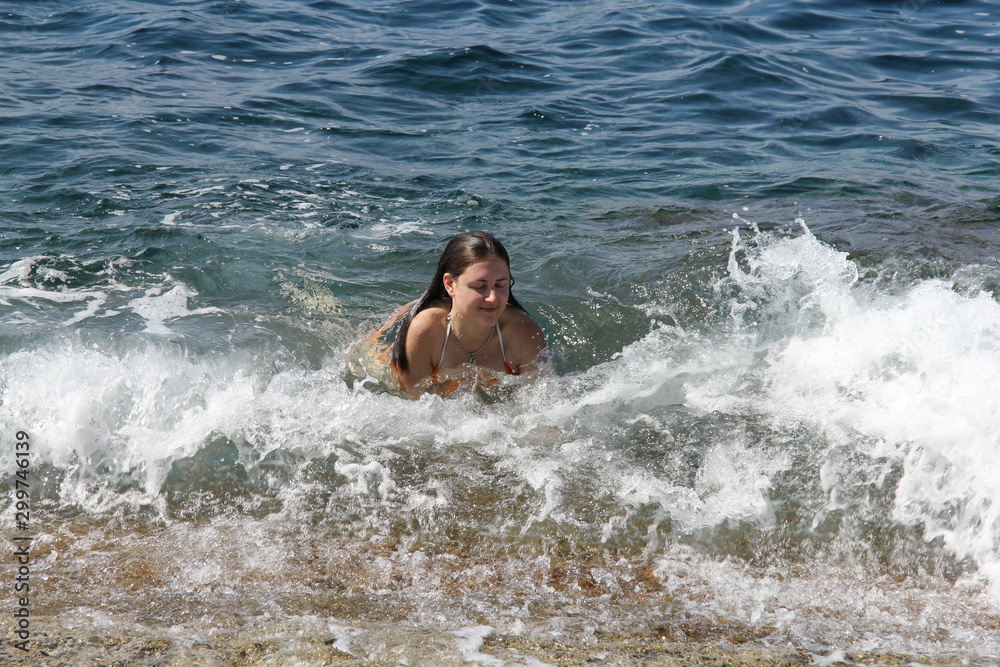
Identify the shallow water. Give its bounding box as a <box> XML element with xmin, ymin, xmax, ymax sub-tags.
<box><xmin>2</xmin><ymin>0</ymin><xmax>1000</xmax><ymax>662</ymax></box>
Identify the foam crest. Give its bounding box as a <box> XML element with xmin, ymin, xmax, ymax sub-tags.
<box><xmin>702</xmin><ymin>220</ymin><xmax>1000</xmax><ymax>598</ymax></box>
<box><xmin>764</xmin><ymin>275</ymin><xmax>1000</xmax><ymax>595</ymax></box>
<box><xmin>724</xmin><ymin>218</ymin><xmax>859</xmax><ymax>338</ymax></box>
<box><xmin>0</xmin><ymin>342</ymin><xmax>262</xmax><ymax>511</ymax></box>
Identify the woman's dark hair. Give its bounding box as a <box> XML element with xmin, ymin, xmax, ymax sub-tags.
<box><xmin>391</xmin><ymin>231</ymin><xmax>525</xmax><ymax>376</ymax></box>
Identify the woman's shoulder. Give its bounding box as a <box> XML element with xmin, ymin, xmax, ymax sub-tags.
<box><xmin>404</xmin><ymin>300</ymin><xmax>450</xmax><ymax>352</ymax></box>
<box><xmin>409</xmin><ymin>300</ymin><xmax>449</xmax><ymax>329</ymax></box>
<box><xmin>499</xmin><ymin>307</ymin><xmax>548</xmax><ymax>362</ymax></box>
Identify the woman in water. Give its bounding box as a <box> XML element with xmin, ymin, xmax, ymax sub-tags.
<box><xmin>360</xmin><ymin>231</ymin><xmax>549</xmax><ymax>396</ymax></box>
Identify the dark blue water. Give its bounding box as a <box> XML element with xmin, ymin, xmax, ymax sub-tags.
<box><xmin>2</xmin><ymin>1</ymin><xmax>1000</xmax><ymax>662</ymax></box>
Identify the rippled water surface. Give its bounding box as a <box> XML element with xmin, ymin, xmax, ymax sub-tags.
<box><xmin>2</xmin><ymin>0</ymin><xmax>1000</xmax><ymax>663</ymax></box>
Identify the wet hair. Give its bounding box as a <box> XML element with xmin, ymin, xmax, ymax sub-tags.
<box><xmin>391</xmin><ymin>231</ymin><xmax>525</xmax><ymax>376</ymax></box>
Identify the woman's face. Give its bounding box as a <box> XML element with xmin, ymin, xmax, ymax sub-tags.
<box><xmin>444</xmin><ymin>255</ymin><xmax>511</xmax><ymax>328</ymax></box>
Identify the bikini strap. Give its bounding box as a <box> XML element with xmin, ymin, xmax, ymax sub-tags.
<box><xmin>435</xmin><ymin>316</ymin><xmax>452</xmax><ymax>376</ymax></box>
<box><xmin>496</xmin><ymin>323</ymin><xmax>506</xmax><ymax>362</ymax></box>
<box><xmin>496</xmin><ymin>323</ymin><xmax>515</xmax><ymax>374</ymax></box>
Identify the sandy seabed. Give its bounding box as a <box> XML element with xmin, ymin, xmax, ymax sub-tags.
<box><xmin>0</xmin><ymin>622</ymin><xmax>983</xmax><ymax>666</ymax></box>
<box><xmin>5</xmin><ymin>522</ymin><xmax>997</xmax><ymax>666</ymax></box>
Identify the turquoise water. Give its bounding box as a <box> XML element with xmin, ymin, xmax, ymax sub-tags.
<box><xmin>2</xmin><ymin>1</ymin><xmax>1000</xmax><ymax>661</ymax></box>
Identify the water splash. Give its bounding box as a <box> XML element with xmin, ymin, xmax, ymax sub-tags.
<box><xmin>3</xmin><ymin>220</ymin><xmax>999</xmax><ymax>656</ymax></box>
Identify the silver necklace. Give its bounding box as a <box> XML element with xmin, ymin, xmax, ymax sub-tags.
<box><xmin>447</xmin><ymin>314</ymin><xmax>493</xmax><ymax>364</ymax></box>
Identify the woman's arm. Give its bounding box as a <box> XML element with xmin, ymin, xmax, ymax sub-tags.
<box><xmin>396</xmin><ymin>307</ymin><xmax>444</xmax><ymax>391</ymax></box>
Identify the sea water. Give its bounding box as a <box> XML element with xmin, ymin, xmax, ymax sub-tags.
<box><xmin>2</xmin><ymin>0</ymin><xmax>1000</xmax><ymax>662</ymax></box>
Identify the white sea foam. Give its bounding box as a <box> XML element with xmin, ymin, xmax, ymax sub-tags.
<box><xmin>126</xmin><ymin>284</ymin><xmax>224</xmax><ymax>334</ymax></box>
<box><xmin>451</xmin><ymin>626</ymin><xmax>501</xmax><ymax>666</ymax></box>
<box><xmin>358</xmin><ymin>220</ymin><xmax>435</xmax><ymax>239</ymax></box>
<box><xmin>0</xmin><ymin>257</ymin><xmax>224</xmax><ymax>331</ymax></box>
<box><xmin>0</xmin><ymin>255</ymin><xmax>48</xmax><ymax>284</ymax></box>
<box><xmin>0</xmin><ymin>284</ymin><xmax>105</xmax><ymax>306</ymax></box>
<box><xmin>0</xmin><ymin>261</ymin><xmax>109</xmax><ymax>326</ymax></box>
